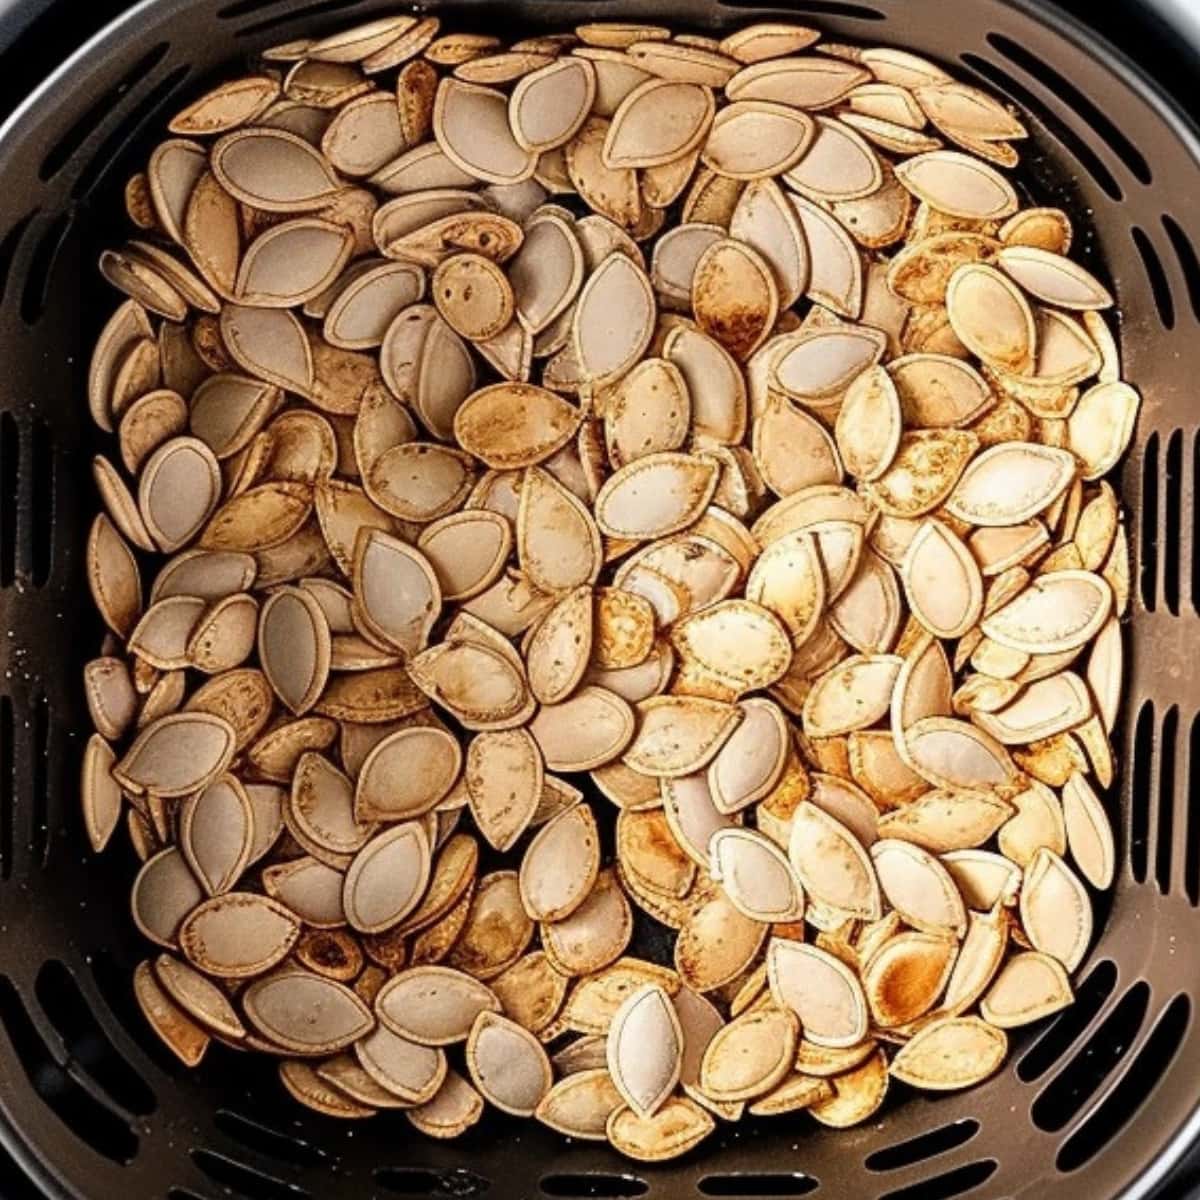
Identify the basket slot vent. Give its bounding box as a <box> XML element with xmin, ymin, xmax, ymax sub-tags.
<box><xmin>697</xmin><ymin>1175</ymin><xmax>818</xmax><ymax>1197</ymax></box>
<box><xmin>865</xmin><ymin>1119</ymin><xmax>980</xmax><ymax>1172</ymax></box>
<box><xmin>0</xmin><ymin>695</ymin><xmax>13</xmax><ymax>882</ymax></box>
<box><xmin>1055</xmin><ymin>991</ymin><xmax>1190</xmax><ymax>1172</ymax></box>
<box><xmin>985</xmin><ymin>33</ymin><xmax>1152</xmax><ymax>186</ymax></box>
<box><xmin>1161</xmin><ymin>214</ymin><xmax>1200</xmax><ymax>324</ymax></box>
<box><xmin>715</xmin><ymin>0</ymin><xmax>885</xmax><ymax>18</ymax></box>
<box><xmin>34</xmin><ymin>959</ymin><xmax>156</xmax><ymax>1117</ymax></box>
<box><xmin>29</xmin><ymin>693</ymin><xmax>49</xmax><ymax>867</ymax></box>
<box><xmin>169</xmin><ymin>1190</ymin><xmax>217</xmax><ymax>1200</ymax></box>
<box><xmin>0</xmin><ymin>411</ymin><xmax>18</xmax><ymax>589</ymax></box>
<box><xmin>29</xmin><ymin>418</ymin><xmax>54</xmax><ymax>588</ymax></box>
<box><xmin>214</xmin><ymin>1109</ymin><xmax>328</xmax><ymax>1169</ymax></box>
<box><xmin>958</xmin><ymin>53</ymin><xmax>1119</xmax><ymax>202</ymax></box>
<box><xmin>876</xmin><ymin>1159</ymin><xmax>997</xmax><ymax>1200</ymax></box>
<box><xmin>1129</xmin><ymin>700</ymin><xmax>1154</xmax><ymax>882</ymax></box>
<box><xmin>0</xmin><ymin>212</ymin><xmax>37</xmax><ymax>307</ymax></box>
<box><xmin>1186</xmin><ymin>712</ymin><xmax>1200</xmax><ymax>904</ymax></box>
<box><xmin>20</xmin><ymin>211</ymin><xmax>71</xmax><ymax>327</ymax></box>
<box><xmin>1017</xmin><ymin>958</ymin><xmax>1118</xmax><ymax>1082</ymax></box>
<box><xmin>1030</xmin><ymin>980</ymin><xmax>1150</xmax><ymax>1134</ymax></box>
<box><xmin>541</xmin><ymin>1174</ymin><xmax>648</xmax><ymax>1198</ymax></box>
<box><xmin>191</xmin><ymin>1149</ymin><xmax>310</xmax><ymax>1200</ymax></box>
<box><xmin>1138</xmin><ymin>432</ymin><xmax>1159</xmax><ymax>613</ymax></box>
<box><xmin>1162</xmin><ymin>429</ymin><xmax>1185</xmax><ymax>615</ymax></box>
<box><xmin>1131</xmin><ymin>227</ymin><xmax>1175</xmax><ymax>330</ymax></box>
<box><xmin>1154</xmin><ymin>704</ymin><xmax>1179</xmax><ymax>895</ymax></box>
<box><xmin>0</xmin><ymin>973</ymin><xmax>138</xmax><ymax>1161</ymax></box>
<box><xmin>231</xmin><ymin>0</ymin><xmax>380</xmax><ymax>39</ymax></box>
<box><xmin>39</xmin><ymin>42</ymin><xmax>170</xmax><ymax>182</ymax></box>
<box><xmin>375</xmin><ymin>1166</ymin><xmax>491</xmax><ymax>1196</ymax></box>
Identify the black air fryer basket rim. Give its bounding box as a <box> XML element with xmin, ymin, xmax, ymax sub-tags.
<box><xmin>0</xmin><ymin>0</ymin><xmax>1197</xmax><ymax>1198</ymax></box>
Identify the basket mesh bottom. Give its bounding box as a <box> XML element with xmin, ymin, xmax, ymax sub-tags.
<box><xmin>0</xmin><ymin>0</ymin><xmax>1198</xmax><ymax>1197</ymax></box>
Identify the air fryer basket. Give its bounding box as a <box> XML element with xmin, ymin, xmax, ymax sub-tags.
<box><xmin>0</xmin><ymin>0</ymin><xmax>1194</xmax><ymax>1196</ymax></box>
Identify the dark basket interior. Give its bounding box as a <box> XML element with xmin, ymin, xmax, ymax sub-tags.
<box><xmin>0</xmin><ymin>0</ymin><xmax>1198</xmax><ymax>1197</ymax></box>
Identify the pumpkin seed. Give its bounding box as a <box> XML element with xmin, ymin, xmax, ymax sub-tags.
<box><xmin>134</xmin><ymin>960</ymin><xmax>211</xmax><ymax>1067</ymax></box>
<box><xmin>675</xmin><ymin>889</ymin><xmax>767</xmax><ymax>992</ymax></box>
<box><xmin>710</xmin><ymin>827</ymin><xmax>804</xmax><ymax>922</ymax></box>
<box><xmin>700</xmin><ymin>1006</ymin><xmax>797</xmax><ymax>1102</ymax></box>
<box><xmin>536</xmin><ymin>1069</ymin><xmax>625</xmax><ymax>1139</ymax></box>
<box><xmin>895</xmin><ymin>150</ymin><xmax>1017</xmax><ymax>219</ymax></box>
<box><xmin>889</xmin><ymin>1015</ymin><xmax>1007</xmax><ymax>1090</ymax></box>
<box><xmin>435</xmin><ymin>79</ymin><xmax>537</xmax><ymax>185</ymax></box>
<box><xmin>996</xmin><ymin>244</ymin><xmax>1112</xmax><ymax>310</ymax></box>
<box><xmin>692</xmin><ymin>238</ymin><xmax>778</xmax><ymax>360</ymax></box>
<box><xmin>574</xmin><ymin>252</ymin><xmax>656</xmax><ymax>381</ymax></box>
<box><xmin>543</xmin><ymin>867</ymin><xmax>633</xmax><ymax>976</ymax></box>
<box><xmin>258</xmin><ymin>586</ymin><xmax>331</xmax><ymax>714</ymax></box>
<box><xmin>467</xmin><ymin>1010</ymin><xmax>553</xmax><ymax>1115</ymax></box>
<box><xmin>356</xmin><ymin>1025</ymin><xmax>447</xmax><ymax>1102</ymax></box>
<box><xmin>594</xmin><ymin>452</ymin><xmax>718</xmax><ymax>540</ymax></box>
<box><xmin>607</xmin><ymin>1094</ymin><xmax>715</xmax><ymax>1161</ymax></box>
<box><xmin>520</xmin><ymin>803</ymin><xmax>600</xmax><ymax>921</ymax></box>
<box><xmin>768</xmin><ymin>938</ymin><xmax>869</xmax><ymax>1047</ymax></box>
<box><xmin>606</xmin><ymin>984</ymin><xmax>683</xmax><ymax>1117</ymax></box>
<box><xmin>788</xmin><ymin>802</ymin><xmax>880</xmax><ymax>919</ymax></box>
<box><xmin>980</xmin><ymin>950</ymin><xmax>1072</xmax><ymax>1028</ymax></box>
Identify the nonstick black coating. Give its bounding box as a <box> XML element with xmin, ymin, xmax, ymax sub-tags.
<box><xmin>0</xmin><ymin>1</ymin><xmax>1198</xmax><ymax>1198</ymax></box>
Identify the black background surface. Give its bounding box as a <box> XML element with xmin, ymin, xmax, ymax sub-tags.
<box><xmin>0</xmin><ymin>0</ymin><xmax>1194</xmax><ymax>1196</ymax></box>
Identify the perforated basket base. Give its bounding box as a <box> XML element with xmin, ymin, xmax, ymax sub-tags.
<box><xmin>0</xmin><ymin>1</ymin><xmax>1196</xmax><ymax>1198</ymax></box>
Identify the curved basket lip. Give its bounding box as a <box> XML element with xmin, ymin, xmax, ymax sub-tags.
<box><xmin>0</xmin><ymin>1</ymin><xmax>1194</xmax><ymax>1199</ymax></box>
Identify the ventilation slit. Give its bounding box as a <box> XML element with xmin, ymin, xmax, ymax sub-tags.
<box><xmin>376</xmin><ymin>1167</ymin><xmax>491</xmax><ymax>1196</ymax></box>
<box><xmin>0</xmin><ymin>213</ymin><xmax>37</xmax><ymax>306</ymax></box>
<box><xmin>233</xmin><ymin>0</ymin><xmax>381</xmax><ymax>38</ymax></box>
<box><xmin>29</xmin><ymin>418</ymin><xmax>54</xmax><ymax>588</ymax></box>
<box><xmin>958</xmin><ymin>54</ymin><xmax>1120</xmax><ymax>201</ymax></box>
<box><xmin>985</xmin><ymin>33</ymin><xmax>1152</xmax><ymax>184</ymax></box>
<box><xmin>542</xmin><ymin>1175</ymin><xmax>649</xmax><ymax>1198</ymax></box>
<box><xmin>0</xmin><ymin>412</ymin><xmax>17</xmax><ymax>588</ymax></box>
<box><xmin>1187</xmin><ymin>713</ymin><xmax>1200</xmax><ymax>905</ymax></box>
<box><xmin>214</xmin><ymin>1110</ymin><xmax>327</xmax><ymax>1169</ymax></box>
<box><xmin>1155</xmin><ymin>706</ymin><xmax>1178</xmax><ymax>894</ymax></box>
<box><xmin>698</xmin><ymin>1176</ymin><xmax>819</xmax><ymax>1197</ymax></box>
<box><xmin>0</xmin><ymin>696</ymin><xmax>12</xmax><ymax>881</ymax></box>
<box><xmin>1132</xmin><ymin>228</ymin><xmax>1175</xmax><ymax>329</ymax></box>
<box><xmin>878</xmin><ymin>1161</ymin><xmax>997</xmax><ymax>1200</ymax></box>
<box><xmin>1194</xmin><ymin>432</ymin><xmax>1200</xmax><ymax>616</ymax></box>
<box><xmin>1161</xmin><ymin>215</ymin><xmax>1200</xmax><ymax>323</ymax></box>
<box><xmin>20</xmin><ymin>212</ymin><xmax>72</xmax><ymax>327</ymax></box>
<box><xmin>866</xmin><ymin>1120</ymin><xmax>980</xmax><ymax>1172</ymax></box>
<box><xmin>715</xmin><ymin>0</ymin><xmax>885</xmax><ymax>17</ymax></box>
<box><xmin>1056</xmin><ymin>993</ymin><xmax>1191</xmax><ymax>1171</ymax></box>
<box><xmin>191</xmin><ymin>1149</ymin><xmax>309</xmax><ymax>1200</ymax></box>
<box><xmin>34</xmin><ymin>960</ymin><xmax>155</xmax><ymax>1117</ymax></box>
<box><xmin>218</xmin><ymin>0</ymin><xmax>305</xmax><ymax>16</ymax></box>
<box><xmin>40</xmin><ymin>42</ymin><xmax>171</xmax><ymax>181</ymax></box>
<box><xmin>0</xmin><ymin>975</ymin><xmax>137</xmax><ymax>1161</ymax></box>
<box><xmin>1163</xmin><ymin>429</ymin><xmax>1183</xmax><ymax>614</ymax></box>
<box><xmin>1031</xmin><ymin>981</ymin><xmax>1151</xmax><ymax>1133</ymax></box>
<box><xmin>73</xmin><ymin>65</ymin><xmax>193</xmax><ymax>201</ymax></box>
<box><xmin>30</xmin><ymin>694</ymin><xmax>49</xmax><ymax>867</ymax></box>
<box><xmin>1129</xmin><ymin>701</ymin><xmax>1154</xmax><ymax>883</ymax></box>
<box><xmin>1019</xmin><ymin>959</ymin><xmax>1118</xmax><ymax>1082</ymax></box>
<box><xmin>1139</xmin><ymin>432</ymin><xmax>1159</xmax><ymax>612</ymax></box>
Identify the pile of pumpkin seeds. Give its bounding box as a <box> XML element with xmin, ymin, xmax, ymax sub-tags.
<box><xmin>82</xmin><ymin>13</ymin><xmax>1139</xmax><ymax>1161</ymax></box>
